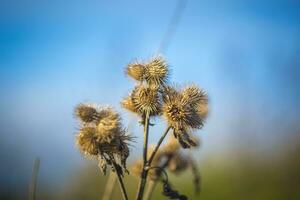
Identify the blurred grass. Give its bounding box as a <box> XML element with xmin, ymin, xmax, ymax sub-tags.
<box><xmin>2</xmin><ymin>137</ymin><xmax>300</xmax><ymax>200</ymax></box>
<box><xmin>55</xmin><ymin>143</ymin><xmax>300</xmax><ymax>200</ymax></box>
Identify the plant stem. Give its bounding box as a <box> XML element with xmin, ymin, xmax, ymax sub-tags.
<box><xmin>148</xmin><ymin>126</ymin><xmax>171</xmax><ymax>165</ymax></box>
<box><xmin>136</xmin><ymin>111</ymin><xmax>150</xmax><ymax>200</ymax></box>
<box><xmin>102</xmin><ymin>171</ymin><xmax>117</xmax><ymax>200</ymax></box>
<box><xmin>136</xmin><ymin>125</ymin><xmax>171</xmax><ymax>200</ymax></box>
<box><xmin>29</xmin><ymin>157</ymin><xmax>40</xmax><ymax>200</ymax></box>
<box><xmin>144</xmin><ymin>155</ymin><xmax>173</xmax><ymax>200</ymax></box>
<box><xmin>144</xmin><ymin>181</ymin><xmax>157</xmax><ymax>200</ymax></box>
<box><xmin>111</xmin><ymin>159</ymin><xmax>128</xmax><ymax>200</ymax></box>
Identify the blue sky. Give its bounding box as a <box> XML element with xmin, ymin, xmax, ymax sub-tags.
<box><xmin>1</xmin><ymin>0</ymin><xmax>300</xmax><ymax>190</ymax></box>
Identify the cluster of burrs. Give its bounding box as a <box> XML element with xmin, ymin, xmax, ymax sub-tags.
<box><xmin>122</xmin><ymin>56</ymin><xmax>208</xmax><ymax>148</ymax></box>
<box><xmin>74</xmin><ymin>55</ymin><xmax>208</xmax><ymax>200</ymax></box>
<box><xmin>74</xmin><ymin>104</ymin><xmax>132</xmax><ymax>176</ymax></box>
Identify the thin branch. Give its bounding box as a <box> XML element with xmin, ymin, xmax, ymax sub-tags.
<box><xmin>158</xmin><ymin>0</ymin><xmax>188</xmax><ymax>53</ymax></box>
<box><xmin>102</xmin><ymin>171</ymin><xmax>117</xmax><ymax>200</ymax></box>
<box><xmin>144</xmin><ymin>181</ymin><xmax>157</xmax><ymax>200</ymax></box>
<box><xmin>111</xmin><ymin>158</ymin><xmax>128</xmax><ymax>200</ymax></box>
<box><xmin>136</xmin><ymin>111</ymin><xmax>151</xmax><ymax>200</ymax></box>
<box><xmin>29</xmin><ymin>157</ymin><xmax>40</xmax><ymax>200</ymax></box>
<box><xmin>148</xmin><ymin>126</ymin><xmax>171</xmax><ymax>165</ymax></box>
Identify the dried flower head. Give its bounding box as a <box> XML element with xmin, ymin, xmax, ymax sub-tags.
<box><xmin>75</xmin><ymin>105</ymin><xmax>132</xmax><ymax>175</ymax></box>
<box><xmin>144</xmin><ymin>56</ymin><xmax>169</xmax><ymax>86</ymax></box>
<box><xmin>125</xmin><ymin>63</ymin><xmax>145</xmax><ymax>81</ymax></box>
<box><xmin>125</xmin><ymin>56</ymin><xmax>169</xmax><ymax>87</ymax></box>
<box><xmin>163</xmin><ymin>85</ymin><xmax>204</xmax><ymax>130</ymax></box>
<box><xmin>75</xmin><ymin>104</ymin><xmax>99</xmax><ymax>123</ymax></box>
<box><xmin>167</xmin><ymin>154</ymin><xmax>201</xmax><ymax>193</ymax></box>
<box><xmin>96</xmin><ymin>108</ymin><xmax>121</xmax><ymax>141</ymax></box>
<box><xmin>121</xmin><ymin>94</ymin><xmax>138</xmax><ymax>114</ymax></box>
<box><xmin>132</xmin><ymin>85</ymin><xmax>162</xmax><ymax>116</ymax></box>
<box><xmin>76</xmin><ymin>126</ymin><xmax>100</xmax><ymax>156</ymax></box>
<box><xmin>168</xmin><ymin>153</ymin><xmax>189</xmax><ymax>173</ymax></box>
<box><xmin>182</xmin><ymin>85</ymin><xmax>207</xmax><ymax>107</ymax></box>
<box><xmin>162</xmin><ymin>85</ymin><xmax>207</xmax><ymax>148</ymax></box>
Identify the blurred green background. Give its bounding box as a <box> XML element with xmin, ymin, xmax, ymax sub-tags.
<box><xmin>1</xmin><ymin>0</ymin><xmax>300</xmax><ymax>199</ymax></box>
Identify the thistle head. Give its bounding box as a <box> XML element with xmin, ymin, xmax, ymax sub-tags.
<box><xmin>132</xmin><ymin>85</ymin><xmax>162</xmax><ymax>116</ymax></box>
<box><xmin>167</xmin><ymin>154</ymin><xmax>201</xmax><ymax>193</ymax></box>
<box><xmin>144</xmin><ymin>56</ymin><xmax>169</xmax><ymax>86</ymax></box>
<box><xmin>125</xmin><ymin>56</ymin><xmax>169</xmax><ymax>87</ymax></box>
<box><xmin>182</xmin><ymin>85</ymin><xmax>207</xmax><ymax>106</ymax></box>
<box><xmin>121</xmin><ymin>94</ymin><xmax>138</xmax><ymax>114</ymax></box>
<box><xmin>76</xmin><ymin>126</ymin><xmax>100</xmax><ymax>156</ymax></box>
<box><xmin>75</xmin><ymin>105</ymin><xmax>132</xmax><ymax>175</ymax></box>
<box><xmin>96</xmin><ymin>108</ymin><xmax>121</xmax><ymax>141</ymax></box>
<box><xmin>163</xmin><ymin>85</ymin><xmax>203</xmax><ymax>130</ymax></box>
<box><xmin>125</xmin><ymin>62</ymin><xmax>145</xmax><ymax>81</ymax></box>
<box><xmin>162</xmin><ymin>84</ymin><xmax>207</xmax><ymax>148</ymax></box>
<box><xmin>167</xmin><ymin>153</ymin><xmax>189</xmax><ymax>173</ymax></box>
<box><xmin>75</xmin><ymin>104</ymin><xmax>99</xmax><ymax>123</ymax></box>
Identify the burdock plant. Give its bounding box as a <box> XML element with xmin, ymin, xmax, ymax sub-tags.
<box><xmin>74</xmin><ymin>56</ymin><xmax>208</xmax><ymax>200</ymax></box>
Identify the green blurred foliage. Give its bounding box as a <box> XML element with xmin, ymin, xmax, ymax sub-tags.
<box><xmin>53</xmin><ymin>141</ymin><xmax>300</xmax><ymax>200</ymax></box>
<box><xmin>2</xmin><ymin>137</ymin><xmax>300</xmax><ymax>200</ymax></box>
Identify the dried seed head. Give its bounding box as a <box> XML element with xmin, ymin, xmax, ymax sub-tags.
<box><xmin>162</xmin><ymin>84</ymin><xmax>207</xmax><ymax>148</ymax></box>
<box><xmin>75</xmin><ymin>105</ymin><xmax>132</xmax><ymax>175</ymax></box>
<box><xmin>76</xmin><ymin>126</ymin><xmax>99</xmax><ymax>156</ymax></box>
<box><xmin>144</xmin><ymin>56</ymin><xmax>169</xmax><ymax>86</ymax></box>
<box><xmin>132</xmin><ymin>85</ymin><xmax>162</xmax><ymax>116</ymax></box>
<box><xmin>75</xmin><ymin>104</ymin><xmax>99</xmax><ymax>123</ymax></box>
<box><xmin>126</xmin><ymin>63</ymin><xmax>145</xmax><ymax>81</ymax></box>
<box><xmin>121</xmin><ymin>94</ymin><xmax>138</xmax><ymax>114</ymax></box>
<box><xmin>168</xmin><ymin>153</ymin><xmax>189</xmax><ymax>173</ymax></box>
<box><xmin>163</xmin><ymin>86</ymin><xmax>203</xmax><ymax>130</ymax></box>
<box><xmin>182</xmin><ymin>85</ymin><xmax>207</xmax><ymax>106</ymax></box>
<box><xmin>96</xmin><ymin>108</ymin><xmax>121</xmax><ymax>142</ymax></box>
